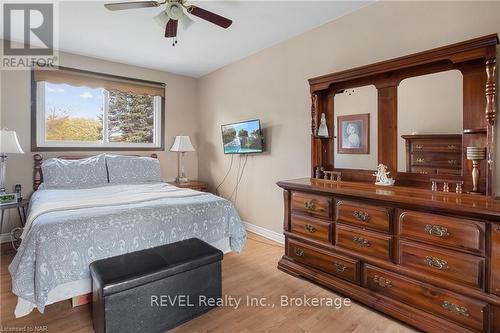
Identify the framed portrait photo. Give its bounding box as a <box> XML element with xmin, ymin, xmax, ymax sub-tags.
<box><xmin>337</xmin><ymin>113</ymin><xmax>369</xmax><ymax>154</ymax></box>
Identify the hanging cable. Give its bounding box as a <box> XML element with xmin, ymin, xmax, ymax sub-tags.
<box><xmin>229</xmin><ymin>156</ymin><xmax>242</xmax><ymax>201</ymax></box>
<box><xmin>230</xmin><ymin>154</ymin><xmax>248</xmax><ymax>204</ymax></box>
<box><xmin>215</xmin><ymin>154</ymin><xmax>234</xmax><ymax>196</ymax></box>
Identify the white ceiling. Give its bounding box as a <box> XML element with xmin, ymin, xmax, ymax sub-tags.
<box><xmin>10</xmin><ymin>1</ymin><xmax>372</xmax><ymax>77</ymax></box>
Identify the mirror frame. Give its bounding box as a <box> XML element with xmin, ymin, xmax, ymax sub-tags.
<box><xmin>308</xmin><ymin>34</ymin><xmax>499</xmax><ymax>195</ymax></box>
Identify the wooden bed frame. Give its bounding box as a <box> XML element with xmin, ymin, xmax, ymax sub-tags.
<box><xmin>33</xmin><ymin>153</ymin><xmax>158</xmax><ymax>191</ymax></box>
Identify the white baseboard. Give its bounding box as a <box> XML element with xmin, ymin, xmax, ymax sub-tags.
<box><xmin>244</xmin><ymin>222</ymin><xmax>284</xmax><ymax>245</ymax></box>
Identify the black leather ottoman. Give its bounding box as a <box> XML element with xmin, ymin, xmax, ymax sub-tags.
<box><xmin>89</xmin><ymin>238</ymin><xmax>223</xmax><ymax>333</ymax></box>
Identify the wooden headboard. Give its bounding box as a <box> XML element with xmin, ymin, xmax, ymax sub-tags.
<box><xmin>33</xmin><ymin>153</ymin><xmax>158</xmax><ymax>191</ymax></box>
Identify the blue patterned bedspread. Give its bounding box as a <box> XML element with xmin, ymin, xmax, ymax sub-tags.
<box><xmin>8</xmin><ymin>183</ymin><xmax>246</xmax><ymax>312</ymax></box>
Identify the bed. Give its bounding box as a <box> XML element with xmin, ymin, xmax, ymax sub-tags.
<box><xmin>8</xmin><ymin>154</ymin><xmax>246</xmax><ymax>317</ymax></box>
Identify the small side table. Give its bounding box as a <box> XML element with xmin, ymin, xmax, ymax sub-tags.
<box><xmin>168</xmin><ymin>180</ymin><xmax>208</xmax><ymax>192</ymax></box>
<box><xmin>0</xmin><ymin>199</ymin><xmax>29</xmax><ymax>250</ymax></box>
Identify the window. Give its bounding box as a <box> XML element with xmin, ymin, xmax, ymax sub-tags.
<box><xmin>32</xmin><ymin>67</ymin><xmax>165</xmax><ymax>150</ymax></box>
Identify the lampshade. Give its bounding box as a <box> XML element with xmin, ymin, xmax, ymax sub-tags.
<box><xmin>466</xmin><ymin>147</ymin><xmax>486</xmax><ymax>160</ymax></box>
<box><xmin>180</xmin><ymin>14</ymin><xmax>194</xmax><ymax>31</ymax></box>
<box><xmin>153</xmin><ymin>11</ymin><xmax>170</xmax><ymax>30</ymax></box>
<box><xmin>170</xmin><ymin>136</ymin><xmax>195</xmax><ymax>152</ymax></box>
<box><xmin>0</xmin><ymin>130</ymin><xmax>24</xmax><ymax>154</ymax></box>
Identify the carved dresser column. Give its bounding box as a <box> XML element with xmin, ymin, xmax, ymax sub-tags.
<box><xmin>486</xmin><ymin>58</ymin><xmax>497</xmax><ymax>195</ymax></box>
<box><xmin>311</xmin><ymin>93</ymin><xmax>318</xmax><ymax>135</ymax></box>
<box><xmin>486</xmin><ymin>58</ymin><xmax>497</xmax><ymax>126</ymax></box>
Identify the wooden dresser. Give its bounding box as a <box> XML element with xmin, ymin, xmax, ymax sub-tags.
<box><xmin>281</xmin><ymin>35</ymin><xmax>499</xmax><ymax>332</ymax></box>
<box><xmin>277</xmin><ymin>178</ymin><xmax>500</xmax><ymax>332</ymax></box>
<box><xmin>402</xmin><ymin>134</ymin><xmax>462</xmax><ymax>175</ymax></box>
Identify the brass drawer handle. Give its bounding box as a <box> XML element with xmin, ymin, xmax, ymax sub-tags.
<box><xmin>415</xmin><ymin>144</ymin><xmax>424</xmax><ymax>150</ymax></box>
<box><xmin>447</xmin><ymin>144</ymin><xmax>457</xmax><ymax>150</ymax></box>
<box><xmin>425</xmin><ymin>224</ymin><xmax>450</xmax><ymax>237</ymax></box>
<box><xmin>304</xmin><ymin>224</ymin><xmax>316</xmax><ymax>233</ymax></box>
<box><xmin>304</xmin><ymin>200</ymin><xmax>316</xmax><ymax>211</ymax></box>
<box><xmin>294</xmin><ymin>248</ymin><xmax>305</xmax><ymax>257</ymax></box>
<box><xmin>425</xmin><ymin>256</ymin><xmax>448</xmax><ymax>270</ymax></box>
<box><xmin>442</xmin><ymin>301</ymin><xmax>470</xmax><ymax>317</ymax></box>
<box><xmin>352</xmin><ymin>236</ymin><xmax>370</xmax><ymax>247</ymax></box>
<box><xmin>448</xmin><ymin>159</ymin><xmax>457</xmax><ymax>165</ymax></box>
<box><xmin>334</xmin><ymin>262</ymin><xmax>347</xmax><ymax>273</ymax></box>
<box><xmin>416</xmin><ymin>157</ymin><xmax>425</xmax><ymax>163</ymax></box>
<box><xmin>373</xmin><ymin>275</ymin><xmax>392</xmax><ymax>288</ymax></box>
<box><xmin>353</xmin><ymin>210</ymin><xmax>370</xmax><ymax>222</ymax></box>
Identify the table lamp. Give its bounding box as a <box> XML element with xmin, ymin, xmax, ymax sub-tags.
<box><xmin>466</xmin><ymin>147</ymin><xmax>486</xmax><ymax>193</ymax></box>
<box><xmin>0</xmin><ymin>130</ymin><xmax>24</xmax><ymax>193</ymax></box>
<box><xmin>170</xmin><ymin>136</ymin><xmax>195</xmax><ymax>183</ymax></box>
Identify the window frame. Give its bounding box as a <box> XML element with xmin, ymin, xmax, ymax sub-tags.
<box><xmin>31</xmin><ymin>67</ymin><xmax>166</xmax><ymax>151</ymax></box>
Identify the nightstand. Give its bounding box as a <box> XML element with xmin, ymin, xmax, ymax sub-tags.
<box><xmin>1</xmin><ymin>199</ymin><xmax>29</xmax><ymax>250</ymax></box>
<box><xmin>168</xmin><ymin>181</ymin><xmax>208</xmax><ymax>192</ymax></box>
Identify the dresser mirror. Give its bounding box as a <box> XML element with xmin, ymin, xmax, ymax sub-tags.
<box><xmin>397</xmin><ymin>70</ymin><xmax>464</xmax><ymax>175</ymax></box>
<box><xmin>333</xmin><ymin>85</ymin><xmax>377</xmax><ymax>170</ymax></box>
<box><xmin>310</xmin><ymin>34</ymin><xmax>498</xmax><ymax>195</ymax></box>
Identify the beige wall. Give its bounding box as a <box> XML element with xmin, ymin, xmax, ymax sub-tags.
<box><xmin>397</xmin><ymin>70</ymin><xmax>463</xmax><ymax>172</ymax></box>
<box><xmin>0</xmin><ymin>48</ymin><xmax>199</xmax><ymax>234</ymax></box>
<box><xmin>197</xmin><ymin>1</ymin><xmax>500</xmax><ymax>234</ymax></box>
<box><xmin>334</xmin><ymin>85</ymin><xmax>377</xmax><ymax>170</ymax></box>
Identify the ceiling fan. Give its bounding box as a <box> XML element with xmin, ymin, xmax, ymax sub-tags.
<box><xmin>104</xmin><ymin>0</ymin><xmax>232</xmax><ymax>45</ymax></box>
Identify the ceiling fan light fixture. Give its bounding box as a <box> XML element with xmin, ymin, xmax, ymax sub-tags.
<box><xmin>180</xmin><ymin>13</ymin><xmax>194</xmax><ymax>31</ymax></box>
<box><xmin>166</xmin><ymin>3</ymin><xmax>184</xmax><ymax>20</ymax></box>
<box><xmin>153</xmin><ymin>10</ymin><xmax>169</xmax><ymax>29</ymax></box>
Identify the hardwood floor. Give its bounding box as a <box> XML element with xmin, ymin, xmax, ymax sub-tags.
<box><xmin>0</xmin><ymin>233</ymin><xmax>417</xmax><ymax>333</ymax></box>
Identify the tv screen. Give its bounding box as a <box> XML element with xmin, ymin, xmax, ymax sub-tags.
<box><xmin>221</xmin><ymin>119</ymin><xmax>264</xmax><ymax>154</ymax></box>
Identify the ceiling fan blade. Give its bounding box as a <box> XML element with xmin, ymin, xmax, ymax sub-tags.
<box><xmin>104</xmin><ymin>1</ymin><xmax>160</xmax><ymax>11</ymax></box>
<box><xmin>188</xmin><ymin>6</ymin><xmax>232</xmax><ymax>29</ymax></box>
<box><xmin>165</xmin><ymin>19</ymin><xmax>178</xmax><ymax>38</ymax></box>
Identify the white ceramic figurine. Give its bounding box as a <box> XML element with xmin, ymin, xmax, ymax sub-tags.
<box><xmin>373</xmin><ymin>164</ymin><xmax>395</xmax><ymax>186</ymax></box>
<box><xmin>317</xmin><ymin>113</ymin><xmax>329</xmax><ymax>137</ymax></box>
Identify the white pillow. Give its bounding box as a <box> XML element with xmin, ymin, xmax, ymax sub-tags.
<box><xmin>41</xmin><ymin>154</ymin><xmax>108</xmax><ymax>188</ymax></box>
<box><xmin>106</xmin><ymin>154</ymin><xmax>162</xmax><ymax>184</ymax></box>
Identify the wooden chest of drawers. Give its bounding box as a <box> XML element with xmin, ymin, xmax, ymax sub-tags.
<box><xmin>278</xmin><ymin>178</ymin><xmax>500</xmax><ymax>333</ymax></box>
<box><xmin>402</xmin><ymin>134</ymin><xmax>462</xmax><ymax>175</ymax></box>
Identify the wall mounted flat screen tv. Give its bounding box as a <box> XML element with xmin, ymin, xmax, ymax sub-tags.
<box><xmin>221</xmin><ymin>119</ymin><xmax>264</xmax><ymax>154</ymax></box>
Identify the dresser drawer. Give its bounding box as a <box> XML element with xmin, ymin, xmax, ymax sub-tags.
<box><xmin>398</xmin><ymin>211</ymin><xmax>485</xmax><ymax>255</ymax></box>
<box><xmin>287</xmin><ymin>239</ymin><xmax>359</xmax><ymax>283</ymax></box>
<box><xmin>290</xmin><ymin>214</ymin><xmax>331</xmax><ymax>243</ymax></box>
<box><xmin>410</xmin><ymin>166</ymin><xmax>461</xmax><ymax>175</ymax></box>
<box><xmin>410</xmin><ymin>166</ymin><xmax>436</xmax><ymax>175</ymax></box>
<box><xmin>291</xmin><ymin>192</ymin><xmax>332</xmax><ymax>219</ymax></box>
<box><xmin>411</xmin><ymin>140</ymin><xmax>461</xmax><ymax>153</ymax></box>
<box><xmin>411</xmin><ymin>153</ymin><xmax>461</xmax><ymax>168</ymax></box>
<box><xmin>336</xmin><ymin>200</ymin><xmax>391</xmax><ymax>233</ymax></box>
<box><xmin>363</xmin><ymin>264</ymin><xmax>487</xmax><ymax>332</ymax></box>
<box><xmin>436</xmin><ymin>168</ymin><xmax>462</xmax><ymax>175</ymax></box>
<box><xmin>336</xmin><ymin>225</ymin><xmax>392</xmax><ymax>261</ymax></box>
<box><xmin>399</xmin><ymin>240</ymin><xmax>484</xmax><ymax>289</ymax></box>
